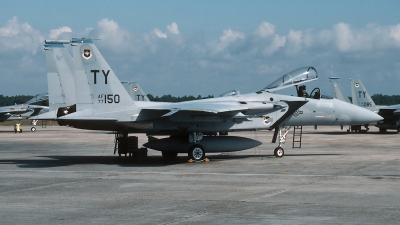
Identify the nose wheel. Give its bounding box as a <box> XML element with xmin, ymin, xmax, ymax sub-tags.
<box><xmin>274</xmin><ymin>147</ymin><xmax>284</xmax><ymax>158</ymax></box>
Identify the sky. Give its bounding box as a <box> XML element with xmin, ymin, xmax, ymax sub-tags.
<box><xmin>1</xmin><ymin>0</ymin><xmax>400</xmax><ymax>98</ymax></box>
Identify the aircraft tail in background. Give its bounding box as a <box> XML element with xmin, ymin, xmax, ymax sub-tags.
<box><xmin>329</xmin><ymin>77</ymin><xmax>350</xmax><ymax>103</ymax></box>
<box><xmin>121</xmin><ymin>81</ymin><xmax>150</xmax><ymax>101</ymax></box>
<box><xmin>44</xmin><ymin>40</ymin><xmax>76</xmax><ymax>111</ymax></box>
<box><xmin>350</xmin><ymin>78</ymin><xmax>379</xmax><ymax>113</ymax></box>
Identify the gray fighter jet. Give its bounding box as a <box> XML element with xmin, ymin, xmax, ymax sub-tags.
<box><xmin>37</xmin><ymin>38</ymin><xmax>382</xmax><ymax>160</ymax></box>
<box><xmin>0</xmin><ymin>93</ymin><xmax>49</xmax><ymax>131</ymax></box>
<box><xmin>350</xmin><ymin>78</ymin><xmax>400</xmax><ymax>133</ymax></box>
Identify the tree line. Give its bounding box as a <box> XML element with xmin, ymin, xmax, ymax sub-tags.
<box><xmin>1</xmin><ymin>93</ymin><xmax>399</xmax><ymax>106</ymax></box>
<box><xmin>146</xmin><ymin>94</ymin><xmax>214</xmax><ymax>102</ymax></box>
<box><xmin>0</xmin><ymin>95</ymin><xmax>33</xmax><ymax>106</ymax></box>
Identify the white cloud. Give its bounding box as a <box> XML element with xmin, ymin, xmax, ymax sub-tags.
<box><xmin>167</xmin><ymin>22</ymin><xmax>179</xmax><ymax>35</ymax></box>
<box><xmin>390</xmin><ymin>24</ymin><xmax>400</xmax><ymax>47</ymax></box>
<box><xmin>334</xmin><ymin>23</ymin><xmax>354</xmax><ymax>52</ymax></box>
<box><xmin>89</xmin><ymin>18</ymin><xmax>132</xmax><ymax>51</ymax></box>
<box><xmin>264</xmin><ymin>34</ymin><xmax>286</xmax><ymax>56</ymax></box>
<box><xmin>254</xmin><ymin>22</ymin><xmax>275</xmax><ymax>38</ymax></box>
<box><xmin>0</xmin><ymin>17</ymin><xmax>43</xmax><ymax>54</ymax></box>
<box><xmin>152</xmin><ymin>28</ymin><xmax>167</xmax><ymax>38</ymax></box>
<box><xmin>48</xmin><ymin>26</ymin><xmax>72</xmax><ymax>39</ymax></box>
<box><xmin>285</xmin><ymin>30</ymin><xmax>302</xmax><ymax>55</ymax></box>
<box><xmin>211</xmin><ymin>29</ymin><xmax>244</xmax><ymax>53</ymax></box>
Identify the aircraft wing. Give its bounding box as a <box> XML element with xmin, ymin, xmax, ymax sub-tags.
<box><xmin>378</xmin><ymin>104</ymin><xmax>400</xmax><ymax>116</ymax></box>
<box><xmin>269</xmin><ymin>100</ymin><xmax>308</xmax><ymax>130</ymax></box>
<box><xmin>0</xmin><ymin>108</ymin><xmax>30</xmax><ymax>115</ymax></box>
<box><xmin>141</xmin><ymin>101</ymin><xmax>282</xmax><ymax>117</ymax></box>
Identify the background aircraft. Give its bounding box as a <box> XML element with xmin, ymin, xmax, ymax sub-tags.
<box><xmin>37</xmin><ymin>38</ymin><xmax>382</xmax><ymax>161</ymax></box>
<box><xmin>121</xmin><ymin>81</ymin><xmax>150</xmax><ymax>102</ymax></box>
<box><xmin>0</xmin><ymin>93</ymin><xmax>49</xmax><ymax>131</ymax></box>
<box><xmin>350</xmin><ymin>78</ymin><xmax>400</xmax><ymax>133</ymax></box>
<box><xmin>328</xmin><ymin>77</ymin><xmax>368</xmax><ymax>132</ymax></box>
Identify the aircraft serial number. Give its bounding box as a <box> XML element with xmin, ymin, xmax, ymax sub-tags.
<box><xmin>98</xmin><ymin>94</ymin><xmax>120</xmax><ymax>104</ymax></box>
<box><xmin>360</xmin><ymin>102</ymin><xmax>373</xmax><ymax>107</ymax></box>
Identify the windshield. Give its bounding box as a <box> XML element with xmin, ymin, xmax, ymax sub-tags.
<box><xmin>263</xmin><ymin>67</ymin><xmax>318</xmax><ymax>91</ymax></box>
<box><xmin>308</xmin><ymin>88</ymin><xmax>333</xmax><ymax>99</ymax></box>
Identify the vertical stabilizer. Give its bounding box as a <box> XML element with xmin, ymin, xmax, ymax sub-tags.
<box><xmin>71</xmin><ymin>38</ymin><xmax>136</xmax><ymax>112</ymax></box>
<box><xmin>329</xmin><ymin>77</ymin><xmax>350</xmax><ymax>103</ymax></box>
<box><xmin>121</xmin><ymin>81</ymin><xmax>150</xmax><ymax>101</ymax></box>
<box><xmin>44</xmin><ymin>40</ymin><xmax>76</xmax><ymax>111</ymax></box>
<box><xmin>350</xmin><ymin>78</ymin><xmax>378</xmax><ymax>112</ymax></box>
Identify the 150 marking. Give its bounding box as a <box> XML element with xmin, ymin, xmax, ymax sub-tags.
<box><xmin>98</xmin><ymin>94</ymin><xmax>120</xmax><ymax>104</ymax></box>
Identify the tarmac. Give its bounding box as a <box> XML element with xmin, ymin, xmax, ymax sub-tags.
<box><xmin>0</xmin><ymin>124</ymin><xmax>399</xmax><ymax>224</ymax></box>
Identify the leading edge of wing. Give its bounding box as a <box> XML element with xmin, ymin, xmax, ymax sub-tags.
<box><xmin>268</xmin><ymin>100</ymin><xmax>309</xmax><ymax>130</ymax></box>
<box><xmin>141</xmin><ymin>101</ymin><xmax>282</xmax><ymax>117</ymax></box>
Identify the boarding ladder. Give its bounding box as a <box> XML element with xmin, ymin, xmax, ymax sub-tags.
<box><xmin>41</xmin><ymin>120</ymin><xmax>47</xmax><ymax>128</ymax></box>
<box><xmin>292</xmin><ymin>126</ymin><xmax>303</xmax><ymax>148</ymax></box>
<box><xmin>114</xmin><ymin>132</ymin><xmax>123</xmax><ymax>155</ymax></box>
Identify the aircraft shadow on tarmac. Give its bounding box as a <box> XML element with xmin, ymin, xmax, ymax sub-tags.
<box><xmin>305</xmin><ymin>131</ymin><xmax>399</xmax><ymax>135</ymax></box>
<box><xmin>0</xmin><ymin>153</ymin><xmax>342</xmax><ymax>168</ymax></box>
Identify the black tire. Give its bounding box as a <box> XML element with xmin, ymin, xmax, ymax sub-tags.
<box><xmin>397</xmin><ymin>126</ymin><xmax>400</xmax><ymax>133</ymax></box>
<box><xmin>188</xmin><ymin>145</ymin><xmax>205</xmax><ymax>161</ymax></box>
<box><xmin>379</xmin><ymin>128</ymin><xmax>387</xmax><ymax>133</ymax></box>
<box><xmin>162</xmin><ymin>151</ymin><xmax>178</xmax><ymax>159</ymax></box>
<box><xmin>274</xmin><ymin>147</ymin><xmax>284</xmax><ymax>158</ymax></box>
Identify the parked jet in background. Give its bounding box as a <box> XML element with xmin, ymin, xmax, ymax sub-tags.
<box><xmin>37</xmin><ymin>38</ymin><xmax>382</xmax><ymax>161</ymax></box>
<box><xmin>0</xmin><ymin>93</ymin><xmax>49</xmax><ymax>131</ymax></box>
<box><xmin>350</xmin><ymin>78</ymin><xmax>400</xmax><ymax>133</ymax></box>
<box><xmin>329</xmin><ymin>77</ymin><xmax>369</xmax><ymax>132</ymax></box>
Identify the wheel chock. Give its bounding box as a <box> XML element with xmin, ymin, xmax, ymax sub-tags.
<box><xmin>188</xmin><ymin>159</ymin><xmax>193</xmax><ymax>163</ymax></box>
<box><xmin>204</xmin><ymin>158</ymin><xmax>210</xmax><ymax>162</ymax></box>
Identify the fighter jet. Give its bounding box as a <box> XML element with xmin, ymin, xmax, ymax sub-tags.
<box><xmin>350</xmin><ymin>78</ymin><xmax>400</xmax><ymax>133</ymax></box>
<box><xmin>38</xmin><ymin>38</ymin><xmax>382</xmax><ymax>160</ymax></box>
<box><xmin>0</xmin><ymin>93</ymin><xmax>49</xmax><ymax>131</ymax></box>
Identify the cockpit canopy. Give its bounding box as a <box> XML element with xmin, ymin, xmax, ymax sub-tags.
<box><xmin>219</xmin><ymin>90</ymin><xmax>240</xmax><ymax>97</ymax></box>
<box><xmin>25</xmin><ymin>93</ymin><xmax>49</xmax><ymax>106</ymax></box>
<box><xmin>263</xmin><ymin>67</ymin><xmax>318</xmax><ymax>91</ymax></box>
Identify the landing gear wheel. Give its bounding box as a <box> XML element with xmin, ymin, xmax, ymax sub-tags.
<box><xmin>274</xmin><ymin>147</ymin><xmax>284</xmax><ymax>158</ymax></box>
<box><xmin>162</xmin><ymin>151</ymin><xmax>178</xmax><ymax>159</ymax></box>
<box><xmin>188</xmin><ymin>145</ymin><xmax>205</xmax><ymax>161</ymax></box>
<box><xmin>31</xmin><ymin>127</ymin><xmax>36</xmax><ymax>132</ymax></box>
<box><xmin>397</xmin><ymin>126</ymin><xmax>400</xmax><ymax>133</ymax></box>
<box><xmin>379</xmin><ymin>128</ymin><xmax>387</xmax><ymax>133</ymax></box>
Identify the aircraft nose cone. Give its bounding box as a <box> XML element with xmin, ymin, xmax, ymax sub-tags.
<box><xmin>352</xmin><ymin>107</ymin><xmax>383</xmax><ymax>124</ymax></box>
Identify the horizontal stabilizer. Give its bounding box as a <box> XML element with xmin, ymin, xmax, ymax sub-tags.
<box><xmin>30</xmin><ymin>110</ymin><xmax>57</xmax><ymax>120</ymax></box>
<box><xmin>58</xmin><ymin>116</ymin><xmax>118</xmax><ymax>121</ymax></box>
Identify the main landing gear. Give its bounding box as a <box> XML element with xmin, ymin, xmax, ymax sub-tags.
<box><xmin>187</xmin><ymin>132</ymin><xmax>206</xmax><ymax>161</ymax></box>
